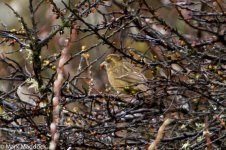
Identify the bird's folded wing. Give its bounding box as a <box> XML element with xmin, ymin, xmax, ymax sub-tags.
<box><xmin>115</xmin><ymin>72</ymin><xmax>147</xmax><ymax>84</ymax></box>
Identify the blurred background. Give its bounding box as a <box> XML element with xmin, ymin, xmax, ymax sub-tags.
<box><xmin>0</xmin><ymin>0</ymin><xmax>225</xmax><ymax>149</ymax></box>
<box><xmin>0</xmin><ymin>0</ymin><xmax>198</xmax><ymax>93</ymax></box>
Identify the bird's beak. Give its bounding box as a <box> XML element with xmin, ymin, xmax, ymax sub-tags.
<box><xmin>100</xmin><ymin>61</ymin><xmax>106</xmax><ymax>70</ymax></box>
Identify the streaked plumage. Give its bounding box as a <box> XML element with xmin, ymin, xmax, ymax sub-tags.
<box><xmin>100</xmin><ymin>54</ymin><xmax>148</xmax><ymax>94</ymax></box>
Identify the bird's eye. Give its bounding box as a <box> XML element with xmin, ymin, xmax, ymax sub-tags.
<box><xmin>106</xmin><ymin>59</ymin><xmax>111</xmax><ymax>63</ymax></box>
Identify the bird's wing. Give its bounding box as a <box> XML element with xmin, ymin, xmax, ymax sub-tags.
<box><xmin>115</xmin><ymin>72</ymin><xmax>147</xmax><ymax>84</ymax></box>
<box><xmin>115</xmin><ymin>72</ymin><xmax>148</xmax><ymax>92</ymax></box>
<box><xmin>112</xmin><ymin>61</ymin><xmax>147</xmax><ymax>84</ymax></box>
<box><xmin>122</xmin><ymin>61</ymin><xmax>143</xmax><ymax>73</ymax></box>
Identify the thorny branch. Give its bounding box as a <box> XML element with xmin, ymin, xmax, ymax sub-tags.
<box><xmin>0</xmin><ymin>0</ymin><xmax>225</xmax><ymax>149</ymax></box>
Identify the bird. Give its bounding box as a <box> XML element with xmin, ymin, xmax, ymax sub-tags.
<box><xmin>100</xmin><ymin>54</ymin><xmax>149</xmax><ymax>95</ymax></box>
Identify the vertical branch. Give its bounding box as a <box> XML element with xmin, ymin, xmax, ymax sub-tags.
<box><xmin>84</xmin><ymin>54</ymin><xmax>94</xmax><ymax>95</ymax></box>
<box><xmin>49</xmin><ymin>23</ymin><xmax>77</xmax><ymax>150</ymax></box>
<box><xmin>32</xmin><ymin>46</ymin><xmax>43</xmax><ymax>88</ymax></box>
<box><xmin>29</xmin><ymin>0</ymin><xmax>37</xmax><ymax>38</ymax></box>
<box><xmin>148</xmin><ymin>119</ymin><xmax>174</xmax><ymax>150</ymax></box>
<box><xmin>204</xmin><ymin>117</ymin><xmax>212</xmax><ymax>150</ymax></box>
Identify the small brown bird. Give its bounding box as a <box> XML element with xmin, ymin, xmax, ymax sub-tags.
<box><xmin>100</xmin><ymin>54</ymin><xmax>149</xmax><ymax>94</ymax></box>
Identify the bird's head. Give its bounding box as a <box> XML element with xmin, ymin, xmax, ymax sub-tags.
<box><xmin>100</xmin><ymin>54</ymin><xmax>122</xmax><ymax>70</ymax></box>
